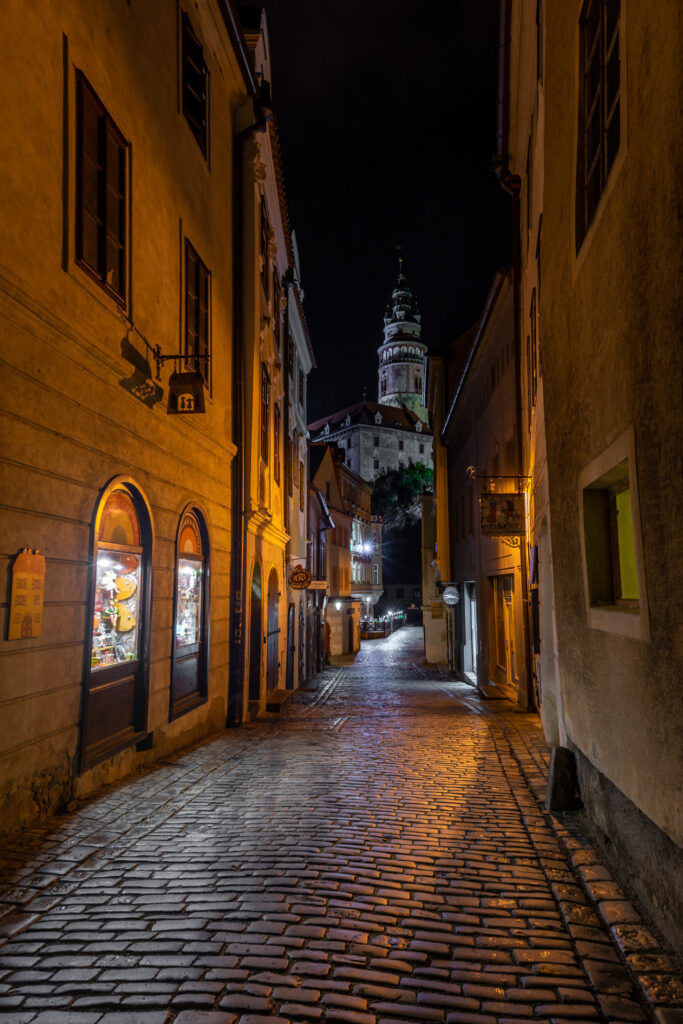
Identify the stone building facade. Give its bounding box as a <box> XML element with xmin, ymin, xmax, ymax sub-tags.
<box><xmin>0</xmin><ymin>0</ymin><xmax>315</xmax><ymax>832</ymax></box>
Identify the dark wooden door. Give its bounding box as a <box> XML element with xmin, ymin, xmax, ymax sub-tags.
<box><xmin>286</xmin><ymin>603</ymin><xmax>295</xmax><ymax>689</ymax></box>
<box><xmin>298</xmin><ymin>605</ymin><xmax>305</xmax><ymax>684</ymax></box>
<box><xmin>266</xmin><ymin>569</ymin><xmax>279</xmax><ymax>691</ymax></box>
<box><xmin>248</xmin><ymin>562</ymin><xmax>262</xmax><ymax>700</ymax></box>
<box><xmin>81</xmin><ymin>483</ymin><xmax>151</xmax><ymax>771</ymax></box>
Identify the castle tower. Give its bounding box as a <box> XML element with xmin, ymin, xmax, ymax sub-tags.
<box><xmin>377</xmin><ymin>260</ymin><xmax>428</xmax><ymax>423</ymax></box>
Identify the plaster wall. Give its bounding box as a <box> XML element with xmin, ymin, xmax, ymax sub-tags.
<box><xmin>0</xmin><ymin>0</ymin><xmax>246</xmax><ymax>829</ymax></box>
<box><xmin>542</xmin><ymin>0</ymin><xmax>683</xmax><ymax>846</ymax></box>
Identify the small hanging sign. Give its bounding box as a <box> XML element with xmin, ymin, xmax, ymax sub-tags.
<box><xmin>480</xmin><ymin>492</ymin><xmax>525</xmax><ymax>536</ymax></box>
<box><xmin>289</xmin><ymin>564</ymin><xmax>312</xmax><ymax>590</ymax></box>
<box><xmin>8</xmin><ymin>549</ymin><xmax>46</xmax><ymax>640</ymax></box>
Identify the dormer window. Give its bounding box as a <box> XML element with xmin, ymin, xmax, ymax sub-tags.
<box><xmin>416</xmin><ymin>421</ymin><xmax>423</xmax><ymax>433</ymax></box>
<box><xmin>375</xmin><ymin>412</ymin><xmax>382</xmax><ymax>425</ymax></box>
<box><xmin>344</xmin><ymin>414</ymin><xmax>351</xmax><ymax>427</ymax></box>
<box><xmin>323</xmin><ymin>423</ymin><xmax>330</xmax><ymax>435</ymax></box>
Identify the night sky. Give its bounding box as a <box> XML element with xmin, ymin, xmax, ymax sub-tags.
<box><xmin>240</xmin><ymin>0</ymin><xmax>512</xmax><ymax>422</ymax></box>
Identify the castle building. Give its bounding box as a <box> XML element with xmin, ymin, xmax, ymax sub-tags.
<box><xmin>308</xmin><ymin>264</ymin><xmax>433</xmax><ymax>481</ymax></box>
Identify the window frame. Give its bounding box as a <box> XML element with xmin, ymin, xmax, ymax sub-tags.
<box><xmin>181</xmin><ymin>9</ymin><xmax>208</xmax><ymax>156</ymax></box>
<box><xmin>273</xmin><ymin>403</ymin><xmax>281</xmax><ymax>485</ymax></box>
<box><xmin>75</xmin><ymin>72</ymin><xmax>128</xmax><ymax>306</ymax></box>
<box><xmin>578</xmin><ymin>425</ymin><xmax>649</xmax><ymax>639</ymax></box>
<box><xmin>576</xmin><ymin>0</ymin><xmax>621</xmax><ymax>249</ymax></box>
<box><xmin>184</xmin><ymin>240</ymin><xmax>211</xmax><ymax>389</ymax></box>
<box><xmin>260</xmin><ymin>363</ymin><xmax>270</xmax><ymax>464</ymax></box>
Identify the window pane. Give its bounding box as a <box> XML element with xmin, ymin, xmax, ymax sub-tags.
<box><xmin>615</xmin><ymin>488</ymin><xmax>638</xmax><ymax>600</ymax></box>
<box><xmin>105</xmin><ymin>238</ymin><xmax>123</xmax><ymax>294</ymax></box>
<box><xmin>607</xmin><ymin>99</ymin><xmax>620</xmax><ymax>170</ymax></box>
<box><xmin>606</xmin><ymin>0</ymin><xmax>620</xmax><ymax>38</ymax></box>
<box><xmin>81</xmin><ymin>210</ymin><xmax>100</xmax><ymax>269</ymax></box>
<box><xmin>92</xmin><ymin>548</ymin><xmax>140</xmax><ymax>669</ymax></box>
<box><xmin>606</xmin><ymin>36</ymin><xmax>620</xmax><ymax>113</ymax></box>
<box><xmin>176</xmin><ymin>557</ymin><xmax>203</xmax><ymax>647</ymax></box>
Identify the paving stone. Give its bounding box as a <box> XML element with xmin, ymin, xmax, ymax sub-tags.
<box><xmin>0</xmin><ymin>628</ymin><xmax>680</xmax><ymax>1024</ymax></box>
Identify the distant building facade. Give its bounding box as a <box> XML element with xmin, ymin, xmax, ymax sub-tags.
<box><xmin>308</xmin><ymin>266</ymin><xmax>432</xmax><ymax>481</ymax></box>
<box><xmin>309</xmin><ymin>445</ymin><xmax>379</xmax><ymax>656</ymax></box>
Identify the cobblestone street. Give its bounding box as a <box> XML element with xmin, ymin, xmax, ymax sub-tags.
<box><xmin>1</xmin><ymin>627</ymin><xmax>681</xmax><ymax>1024</ymax></box>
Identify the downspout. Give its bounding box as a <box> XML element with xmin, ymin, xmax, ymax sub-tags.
<box><xmin>227</xmin><ymin>93</ymin><xmax>272</xmax><ymax>727</ymax></box>
<box><xmin>495</xmin><ymin>0</ymin><xmax>535</xmax><ymax>711</ymax></box>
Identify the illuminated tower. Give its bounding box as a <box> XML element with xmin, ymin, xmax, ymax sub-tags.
<box><xmin>377</xmin><ymin>260</ymin><xmax>428</xmax><ymax>424</ymax></box>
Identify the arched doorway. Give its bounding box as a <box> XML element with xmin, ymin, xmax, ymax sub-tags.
<box><xmin>266</xmin><ymin>569</ymin><xmax>279</xmax><ymax>691</ymax></box>
<box><xmin>298</xmin><ymin>604</ymin><xmax>305</xmax><ymax>684</ymax></box>
<box><xmin>286</xmin><ymin>602</ymin><xmax>295</xmax><ymax>690</ymax></box>
<box><xmin>348</xmin><ymin>613</ymin><xmax>354</xmax><ymax>653</ymax></box>
<box><xmin>248</xmin><ymin>561</ymin><xmax>262</xmax><ymax>701</ymax></box>
<box><xmin>81</xmin><ymin>479</ymin><xmax>152</xmax><ymax>771</ymax></box>
<box><xmin>171</xmin><ymin>508</ymin><xmax>209</xmax><ymax>719</ymax></box>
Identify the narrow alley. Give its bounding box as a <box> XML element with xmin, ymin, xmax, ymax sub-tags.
<box><xmin>1</xmin><ymin>628</ymin><xmax>681</xmax><ymax>1024</ymax></box>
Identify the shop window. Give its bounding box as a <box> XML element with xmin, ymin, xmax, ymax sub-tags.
<box><xmin>185</xmin><ymin>241</ymin><xmax>210</xmax><ymax>387</ymax></box>
<box><xmin>182</xmin><ymin>10</ymin><xmax>208</xmax><ymax>155</ymax></box>
<box><xmin>576</xmin><ymin>0</ymin><xmax>621</xmax><ymax>248</ymax></box>
<box><xmin>579</xmin><ymin>427</ymin><xmax>649</xmax><ymax>639</ymax></box>
<box><xmin>171</xmin><ymin>509</ymin><xmax>209</xmax><ymax>718</ymax></box>
<box><xmin>82</xmin><ymin>480</ymin><xmax>152</xmax><ymax>771</ymax></box>
<box><xmin>261</xmin><ymin>363</ymin><xmax>270</xmax><ymax>463</ymax></box>
<box><xmin>76</xmin><ymin>73</ymin><xmax>127</xmax><ymax>304</ymax></box>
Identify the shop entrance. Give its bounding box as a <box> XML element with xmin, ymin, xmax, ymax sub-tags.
<box><xmin>248</xmin><ymin>562</ymin><xmax>262</xmax><ymax>701</ymax></box>
<box><xmin>171</xmin><ymin>510</ymin><xmax>208</xmax><ymax>719</ymax></box>
<box><xmin>81</xmin><ymin>480</ymin><xmax>152</xmax><ymax>771</ymax></box>
<box><xmin>492</xmin><ymin>573</ymin><xmax>516</xmax><ymax>693</ymax></box>
<box><xmin>298</xmin><ymin>605</ymin><xmax>305</xmax><ymax>684</ymax></box>
<box><xmin>286</xmin><ymin>602</ymin><xmax>295</xmax><ymax>689</ymax></box>
<box><xmin>347</xmin><ymin>613</ymin><xmax>354</xmax><ymax>653</ymax></box>
<box><xmin>463</xmin><ymin>581</ymin><xmax>478</xmax><ymax>684</ymax></box>
<box><xmin>266</xmin><ymin>569</ymin><xmax>279</xmax><ymax>691</ymax></box>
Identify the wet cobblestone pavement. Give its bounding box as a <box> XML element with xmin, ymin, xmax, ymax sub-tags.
<box><xmin>1</xmin><ymin>627</ymin><xmax>681</xmax><ymax>1024</ymax></box>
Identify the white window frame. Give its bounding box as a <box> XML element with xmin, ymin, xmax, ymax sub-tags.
<box><xmin>578</xmin><ymin>425</ymin><xmax>649</xmax><ymax>640</ymax></box>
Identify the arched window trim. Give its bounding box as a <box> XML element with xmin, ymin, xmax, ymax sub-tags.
<box><xmin>170</xmin><ymin>503</ymin><xmax>210</xmax><ymax>721</ymax></box>
<box><xmin>79</xmin><ymin>476</ymin><xmax>154</xmax><ymax>773</ymax></box>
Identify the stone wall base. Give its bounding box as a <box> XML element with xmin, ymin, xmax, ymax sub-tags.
<box><xmin>572</xmin><ymin>744</ymin><xmax>683</xmax><ymax>955</ymax></box>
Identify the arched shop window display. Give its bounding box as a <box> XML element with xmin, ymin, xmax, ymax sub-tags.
<box><xmin>171</xmin><ymin>509</ymin><xmax>209</xmax><ymax>718</ymax></box>
<box><xmin>81</xmin><ymin>480</ymin><xmax>153</xmax><ymax>771</ymax></box>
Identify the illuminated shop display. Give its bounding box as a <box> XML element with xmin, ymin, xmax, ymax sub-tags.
<box><xmin>91</xmin><ymin>489</ymin><xmax>143</xmax><ymax>669</ymax></box>
<box><xmin>176</xmin><ymin>557</ymin><xmax>203</xmax><ymax>648</ymax></box>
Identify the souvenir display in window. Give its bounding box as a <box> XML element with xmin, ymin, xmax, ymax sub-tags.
<box><xmin>91</xmin><ymin>549</ymin><xmax>140</xmax><ymax>668</ymax></box>
<box><xmin>176</xmin><ymin>557</ymin><xmax>202</xmax><ymax>648</ymax></box>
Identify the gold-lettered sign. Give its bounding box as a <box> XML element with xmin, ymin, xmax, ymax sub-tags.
<box><xmin>8</xmin><ymin>549</ymin><xmax>46</xmax><ymax>640</ymax></box>
<box><xmin>479</xmin><ymin>492</ymin><xmax>525</xmax><ymax>536</ymax></box>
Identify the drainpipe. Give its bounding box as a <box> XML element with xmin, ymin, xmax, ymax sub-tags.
<box><xmin>495</xmin><ymin>0</ymin><xmax>535</xmax><ymax>711</ymax></box>
<box><xmin>227</xmin><ymin>92</ymin><xmax>273</xmax><ymax>728</ymax></box>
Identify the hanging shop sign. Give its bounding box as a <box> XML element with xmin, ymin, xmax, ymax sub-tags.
<box><xmin>8</xmin><ymin>549</ymin><xmax>46</xmax><ymax>640</ymax></box>
<box><xmin>289</xmin><ymin>565</ymin><xmax>313</xmax><ymax>590</ymax></box>
<box><xmin>480</xmin><ymin>492</ymin><xmax>526</xmax><ymax>536</ymax></box>
<box><xmin>167</xmin><ymin>372</ymin><xmax>206</xmax><ymax>414</ymax></box>
<box><xmin>308</xmin><ymin>580</ymin><xmax>328</xmax><ymax>590</ymax></box>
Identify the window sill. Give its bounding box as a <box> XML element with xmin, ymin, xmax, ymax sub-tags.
<box><xmin>586</xmin><ymin>603</ymin><xmax>648</xmax><ymax>640</ymax></box>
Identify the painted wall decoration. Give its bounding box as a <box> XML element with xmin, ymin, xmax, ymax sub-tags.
<box><xmin>8</xmin><ymin>549</ymin><xmax>46</xmax><ymax>640</ymax></box>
